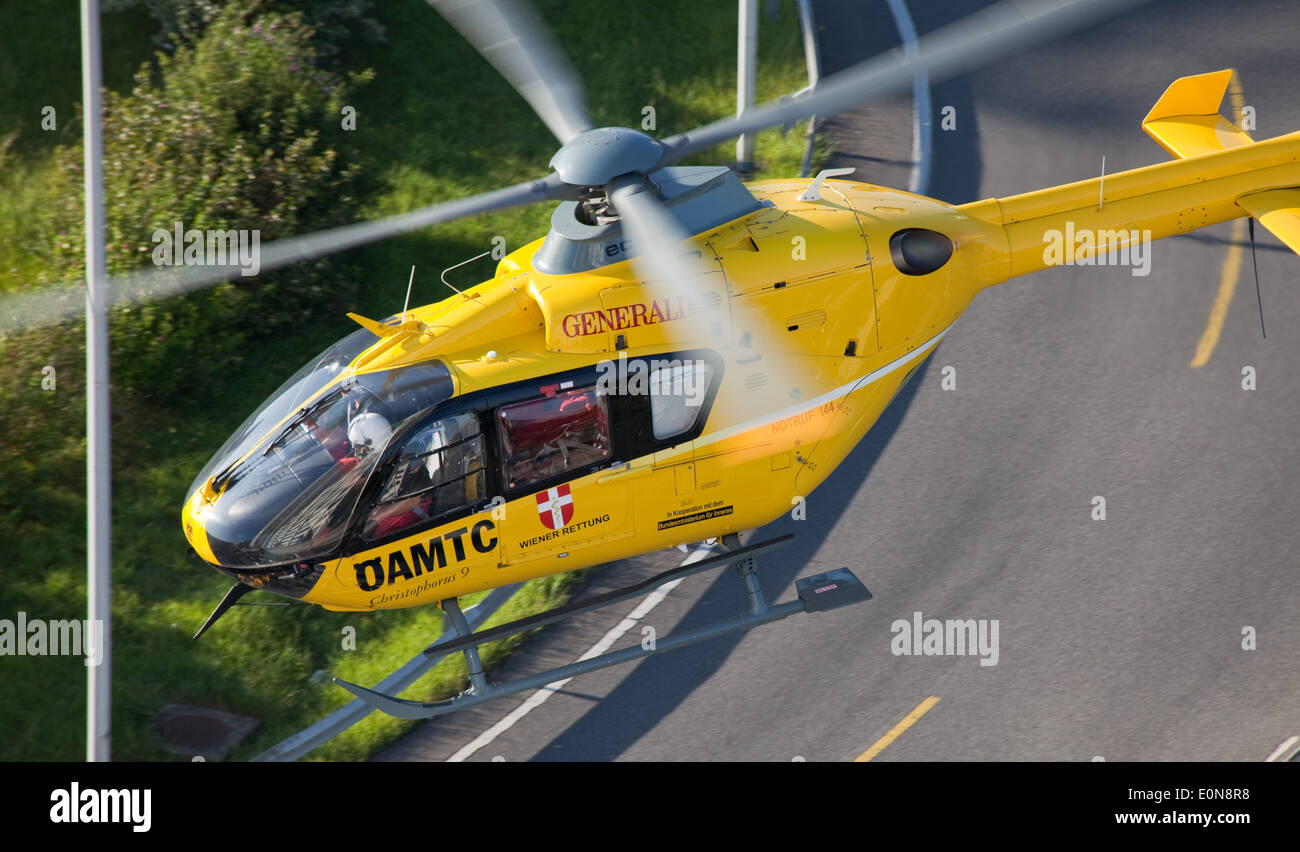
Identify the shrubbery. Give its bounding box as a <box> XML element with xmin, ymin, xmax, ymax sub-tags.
<box><xmin>28</xmin><ymin>0</ymin><xmax>371</xmax><ymax>399</ymax></box>
<box><xmin>102</xmin><ymin>0</ymin><xmax>385</xmax><ymax>62</ymax></box>
<box><xmin>1</xmin><ymin>0</ymin><xmax>374</xmax><ymax>546</ymax></box>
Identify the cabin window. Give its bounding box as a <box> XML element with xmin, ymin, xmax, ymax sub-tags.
<box><xmin>362</xmin><ymin>412</ymin><xmax>486</xmax><ymax>541</ymax></box>
<box><xmin>649</xmin><ymin>361</ymin><xmax>713</xmax><ymax>440</ymax></box>
<box><xmin>498</xmin><ymin>387</ymin><xmax>611</xmax><ymax>491</ymax></box>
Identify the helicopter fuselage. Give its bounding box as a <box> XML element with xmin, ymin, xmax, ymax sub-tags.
<box><xmin>182</xmin><ymin>176</ymin><xmax>1001</xmax><ymax>611</ymax></box>
<box><xmin>183</xmin><ymin>83</ymin><xmax>1300</xmax><ymax>613</ymax></box>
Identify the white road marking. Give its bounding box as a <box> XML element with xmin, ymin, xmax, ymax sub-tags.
<box><xmin>884</xmin><ymin>0</ymin><xmax>932</xmax><ymax>196</ymax></box>
<box><xmin>445</xmin><ymin>542</ymin><xmax>724</xmax><ymax>762</ymax></box>
<box><xmin>1265</xmin><ymin>735</ymin><xmax>1298</xmax><ymax>762</ymax></box>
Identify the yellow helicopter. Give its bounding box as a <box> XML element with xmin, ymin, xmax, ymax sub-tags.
<box><xmin>180</xmin><ymin>0</ymin><xmax>1300</xmax><ymax>718</ymax></box>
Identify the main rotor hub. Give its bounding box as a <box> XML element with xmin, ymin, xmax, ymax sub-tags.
<box><xmin>549</xmin><ymin>126</ymin><xmax>664</xmax><ymax>187</ymax></box>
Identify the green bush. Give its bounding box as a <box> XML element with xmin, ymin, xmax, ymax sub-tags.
<box><xmin>101</xmin><ymin>0</ymin><xmax>225</xmax><ymax>46</ymax></box>
<box><xmin>102</xmin><ymin>0</ymin><xmax>385</xmax><ymax>62</ymax></box>
<box><xmin>35</xmin><ymin>1</ymin><xmax>371</xmax><ymax>399</ymax></box>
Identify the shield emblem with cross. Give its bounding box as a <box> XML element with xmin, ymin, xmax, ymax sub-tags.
<box><xmin>536</xmin><ymin>484</ymin><xmax>574</xmax><ymax>530</ymax></box>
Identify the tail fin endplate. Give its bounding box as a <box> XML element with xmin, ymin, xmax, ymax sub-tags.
<box><xmin>1144</xmin><ymin>69</ymin><xmax>1300</xmax><ymax>255</ymax></box>
<box><xmin>1142</xmin><ymin>69</ymin><xmax>1254</xmax><ymax>159</ymax></box>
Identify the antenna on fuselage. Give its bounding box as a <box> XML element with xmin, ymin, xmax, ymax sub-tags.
<box><xmin>401</xmin><ymin>265</ymin><xmax>415</xmax><ymax>323</ymax></box>
<box><xmin>441</xmin><ymin>250</ymin><xmax>494</xmax><ymax>297</ymax></box>
<box><xmin>1249</xmin><ymin>218</ymin><xmax>1266</xmax><ymax>339</ymax></box>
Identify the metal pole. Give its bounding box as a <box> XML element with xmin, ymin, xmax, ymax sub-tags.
<box><xmin>794</xmin><ymin>0</ymin><xmax>821</xmax><ymax>177</ymax></box>
<box><xmin>736</xmin><ymin>0</ymin><xmax>759</xmax><ymax>172</ymax></box>
<box><xmin>81</xmin><ymin>0</ymin><xmax>111</xmax><ymax>763</ymax></box>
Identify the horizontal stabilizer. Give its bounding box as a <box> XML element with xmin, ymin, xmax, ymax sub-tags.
<box><xmin>1237</xmin><ymin>188</ymin><xmax>1300</xmax><ymax>257</ymax></box>
<box><xmin>1142</xmin><ymin>69</ymin><xmax>1254</xmax><ymax>159</ymax></box>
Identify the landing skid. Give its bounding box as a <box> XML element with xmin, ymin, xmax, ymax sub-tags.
<box><xmin>333</xmin><ymin>534</ymin><xmax>872</xmax><ymax>720</ymax></box>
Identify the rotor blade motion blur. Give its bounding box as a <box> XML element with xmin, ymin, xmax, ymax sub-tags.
<box><xmin>609</xmin><ymin>178</ymin><xmax>808</xmax><ymax>417</ymax></box>
<box><xmin>1</xmin><ymin>173</ymin><xmax>576</xmax><ymax>334</ymax></box>
<box><xmin>0</xmin><ymin>0</ymin><xmax>1152</xmax><ymax>335</ymax></box>
<box><xmin>608</xmin><ymin>177</ymin><xmax>714</xmax><ymax>302</ymax></box>
<box><xmin>658</xmin><ymin>0</ymin><xmax>1149</xmax><ymax>164</ymax></box>
<box><xmin>429</xmin><ymin>0</ymin><xmax>592</xmax><ymax>145</ymax></box>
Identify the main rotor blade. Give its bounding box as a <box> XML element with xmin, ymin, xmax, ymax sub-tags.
<box><xmin>607</xmin><ymin>177</ymin><xmax>713</xmax><ymax>302</ymax></box>
<box><xmin>0</xmin><ymin>173</ymin><xmax>575</xmax><ymax>334</ymax></box>
<box><xmin>658</xmin><ymin>0</ymin><xmax>1149</xmax><ymax>165</ymax></box>
<box><xmin>609</xmin><ymin>180</ymin><xmax>809</xmax><ymax>420</ymax></box>
<box><xmin>429</xmin><ymin>0</ymin><xmax>592</xmax><ymax>145</ymax></box>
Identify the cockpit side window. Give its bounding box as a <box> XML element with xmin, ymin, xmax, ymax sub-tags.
<box><xmin>361</xmin><ymin>413</ymin><xmax>486</xmax><ymax>541</ymax></box>
<box><xmin>648</xmin><ymin>361</ymin><xmax>714</xmax><ymax>440</ymax></box>
<box><xmin>497</xmin><ymin>387</ymin><xmax>611</xmax><ymax>493</ymax></box>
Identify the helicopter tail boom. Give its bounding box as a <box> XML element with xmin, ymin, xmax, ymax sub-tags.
<box><xmin>956</xmin><ymin>68</ymin><xmax>1300</xmax><ymax>285</ymax></box>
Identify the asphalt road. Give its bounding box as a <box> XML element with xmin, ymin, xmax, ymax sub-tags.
<box><xmin>378</xmin><ymin>0</ymin><xmax>1300</xmax><ymax>762</ymax></box>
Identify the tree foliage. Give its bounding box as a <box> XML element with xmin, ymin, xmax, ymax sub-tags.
<box><xmin>30</xmin><ymin>1</ymin><xmax>371</xmax><ymax>398</ymax></box>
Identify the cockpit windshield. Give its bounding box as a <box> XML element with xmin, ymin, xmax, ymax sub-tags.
<box><xmin>187</xmin><ymin>326</ymin><xmax>380</xmax><ymax>501</ymax></box>
<box><xmin>197</xmin><ymin>358</ymin><xmax>455</xmax><ymax>568</ymax></box>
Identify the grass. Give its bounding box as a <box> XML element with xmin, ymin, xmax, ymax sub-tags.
<box><xmin>0</xmin><ymin>0</ymin><xmax>824</xmax><ymax>761</ymax></box>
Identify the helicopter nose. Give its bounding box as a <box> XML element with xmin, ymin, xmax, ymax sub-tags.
<box><xmin>182</xmin><ymin>485</ymin><xmax>328</xmax><ymax>604</ymax></box>
<box><xmin>181</xmin><ymin>487</ymin><xmax>221</xmax><ymax>566</ymax></box>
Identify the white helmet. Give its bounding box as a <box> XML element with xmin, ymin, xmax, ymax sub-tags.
<box><xmin>424</xmin><ymin>424</ymin><xmax>447</xmax><ymax>480</ymax></box>
<box><xmin>347</xmin><ymin>411</ymin><xmax>392</xmax><ymax>456</ymax></box>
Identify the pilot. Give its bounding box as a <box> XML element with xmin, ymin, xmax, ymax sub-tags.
<box><xmin>336</xmin><ymin>407</ymin><xmax>392</xmax><ymax>473</ymax></box>
<box><xmin>361</xmin><ymin>423</ymin><xmax>485</xmax><ymax>540</ymax></box>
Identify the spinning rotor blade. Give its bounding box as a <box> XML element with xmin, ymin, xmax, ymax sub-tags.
<box><xmin>428</xmin><ymin>0</ymin><xmax>592</xmax><ymax>145</ymax></box>
<box><xmin>610</xmin><ymin>181</ymin><xmax>809</xmax><ymax>418</ymax></box>
<box><xmin>658</xmin><ymin>0</ymin><xmax>1150</xmax><ymax>165</ymax></box>
<box><xmin>608</xmin><ymin>178</ymin><xmax>713</xmax><ymax>304</ymax></box>
<box><xmin>1</xmin><ymin>172</ymin><xmax>576</xmax><ymax>334</ymax></box>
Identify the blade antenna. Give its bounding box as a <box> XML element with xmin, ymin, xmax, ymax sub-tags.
<box><xmin>402</xmin><ymin>265</ymin><xmax>415</xmax><ymax>323</ymax></box>
<box><xmin>1249</xmin><ymin>217</ymin><xmax>1266</xmax><ymax>339</ymax></box>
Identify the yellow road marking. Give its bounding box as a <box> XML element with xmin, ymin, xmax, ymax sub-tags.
<box><xmin>855</xmin><ymin>696</ymin><xmax>940</xmax><ymax>762</ymax></box>
<box><xmin>1190</xmin><ymin>216</ymin><xmax>1246</xmax><ymax>368</ymax></box>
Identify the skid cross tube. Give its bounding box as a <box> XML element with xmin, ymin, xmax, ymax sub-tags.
<box><xmin>423</xmin><ymin>534</ymin><xmax>793</xmax><ymax>657</ymax></box>
<box><xmin>336</xmin><ymin>597</ymin><xmax>809</xmax><ymax>719</ymax></box>
<box><xmin>333</xmin><ymin>536</ymin><xmax>872</xmax><ymax>720</ymax></box>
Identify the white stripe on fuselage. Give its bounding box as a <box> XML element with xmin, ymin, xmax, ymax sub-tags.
<box><xmin>681</xmin><ymin>323</ymin><xmax>952</xmax><ymax>458</ymax></box>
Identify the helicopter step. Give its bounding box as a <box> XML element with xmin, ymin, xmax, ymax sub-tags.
<box><xmin>332</xmin><ymin>534</ymin><xmax>872</xmax><ymax>720</ymax></box>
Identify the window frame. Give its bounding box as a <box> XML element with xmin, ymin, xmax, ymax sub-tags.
<box><xmin>343</xmin><ymin>400</ymin><xmax>499</xmax><ymax>552</ymax></box>
<box><xmin>646</xmin><ymin>359</ymin><xmax>717</xmax><ymax>442</ymax></box>
<box><xmin>496</xmin><ymin>385</ymin><xmax>614</xmax><ymax>496</ymax></box>
<box><xmin>337</xmin><ymin>349</ymin><xmax>723</xmax><ymax>554</ymax></box>
<box><xmin>375</xmin><ymin>412</ymin><xmax>486</xmax><ymax>506</ymax></box>
<box><xmin>488</xmin><ymin>348</ymin><xmax>723</xmax><ymax>501</ymax></box>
